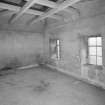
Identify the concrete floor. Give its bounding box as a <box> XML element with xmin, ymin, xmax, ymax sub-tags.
<box><xmin>0</xmin><ymin>66</ymin><xmax>105</xmax><ymax>105</ymax></box>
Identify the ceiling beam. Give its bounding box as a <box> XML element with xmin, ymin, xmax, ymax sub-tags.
<box><xmin>25</xmin><ymin>0</ymin><xmax>78</xmax><ymax>14</ymax></box>
<box><xmin>0</xmin><ymin>2</ymin><xmax>62</xmax><ymax>20</ymax></box>
<box><xmin>0</xmin><ymin>9</ymin><xmax>9</xmax><ymax>16</ymax></box>
<box><xmin>0</xmin><ymin>9</ymin><xmax>8</xmax><ymax>13</ymax></box>
<box><xmin>25</xmin><ymin>0</ymin><xmax>58</xmax><ymax>8</ymax></box>
<box><xmin>35</xmin><ymin>0</ymin><xmax>79</xmax><ymax>14</ymax></box>
<box><xmin>29</xmin><ymin>0</ymin><xmax>81</xmax><ymax>25</ymax></box>
<box><xmin>9</xmin><ymin>0</ymin><xmax>37</xmax><ymax>23</ymax></box>
<box><xmin>32</xmin><ymin>0</ymin><xmax>59</xmax><ymax>8</ymax></box>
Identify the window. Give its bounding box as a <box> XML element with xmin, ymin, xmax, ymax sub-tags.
<box><xmin>88</xmin><ymin>36</ymin><xmax>102</xmax><ymax>66</ymax></box>
<box><xmin>49</xmin><ymin>39</ymin><xmax>60</xmax><ymax>60</ymax></box>
<box><xmin>56</xmin><ymin>39</ymin><xmax>60</xmax><ymax>60</ymax></box>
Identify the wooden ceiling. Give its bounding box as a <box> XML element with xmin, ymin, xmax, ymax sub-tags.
<box><xmin>1</xmin><ymin>0</ymin><xmax>102</xmax><ymax>29</ymax></box>
<box><xmin>0</xmin><ymin>0</ymin><xmax>84</xmax><ymax>25</ymax></box>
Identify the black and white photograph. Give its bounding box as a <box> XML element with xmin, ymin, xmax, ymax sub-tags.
<box><xmin>0</xmin><ymin>0</ymin><xmax>105</xmax><ymax>105</ymax></box>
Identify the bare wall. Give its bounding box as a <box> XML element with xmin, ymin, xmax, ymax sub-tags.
<box><xmin>47</xmin><ymin>14</ymin><xmax>105</xmax><ymax>85</ymax></box>
<box><xmin>0</xmin><ymin>30</ymin><xmax>44</xmax><ymax>69</ymax></box>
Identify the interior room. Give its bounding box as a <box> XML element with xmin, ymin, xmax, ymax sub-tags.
<box><xmin>0</xmin><ymin>0</ymin><xmax>105</xmax><ymax>105</ymax></box>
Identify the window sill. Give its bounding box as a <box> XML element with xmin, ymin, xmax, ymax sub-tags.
<box><xmin>83</xmin><ymin>64</ymin><xmax>103</xmax><ymax>70</ymax></box>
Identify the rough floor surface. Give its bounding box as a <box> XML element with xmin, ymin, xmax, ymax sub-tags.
<box><xmin>0</xmin><ymin>66</ymin><xmax>105</xmax><ymax>105</ymax></box>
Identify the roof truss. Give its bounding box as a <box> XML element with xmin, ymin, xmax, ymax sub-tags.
<box><xmin>0</xmin><ymin>0</ymin><xmax>81</xmax><ymax>24</ymax></box>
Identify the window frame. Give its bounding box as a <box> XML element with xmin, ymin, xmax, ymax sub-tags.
<box><xmin>56</xmin><ymin>39</ymin><xmax>60</xmax><ymax>60</ymax></box>
<box><xmin>87</xmin><ymin>35</ymin><xmax>103</xmax><ymax>66</ymax></box>
<box><xmin>49</xmin><ymin>38</ymin><xmax>60</xmax><ymax>60</ymax></box>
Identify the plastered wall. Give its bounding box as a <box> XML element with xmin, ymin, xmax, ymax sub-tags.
<box><xmin>48</xmin><ymin>14</ymin><xmax>105</xmax><ymax>85</ymax></box>
<box><xmin>0</xmin><ymin>30</ymin><xmax>44</xmax><ymax>69</ymax></box>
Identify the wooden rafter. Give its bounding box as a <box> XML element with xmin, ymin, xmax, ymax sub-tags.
<box><xmin>9</xmin><ymin>0</ymin><xmax>36</xmax><ymax>23</ymax></box>
<box><xmin>29</xmin><ymin>0</ymin><xmax>81</xmax><ymax>25</ymax></box>
<box><xmin>32</xmin><ymin>0</ymin><xmax>59</xmax><ymax>8</ymax></box>
<box><xmin>0</xmin><ymin>0</ymin><xmax>81</xmax><ymax>24</ymax></box>
<box><xmin>0</xmin><ymin>2</ymin><xmax>62</xmax><ymax>20</ymax></box>
<box><xmin>25</xmin><ymin>0</ymin><xmax>79</xmax><ymax>14</ymax></box>
<box><xmin>0</xmin><ymin>9</ymin><xmax>9</xmax><ymax>16</ymax></box>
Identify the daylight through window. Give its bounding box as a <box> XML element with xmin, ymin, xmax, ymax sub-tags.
<box><xmin>88</xmin><ymin>36</ymin><xmax>102</xmax><ymax>66</ymax></box>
